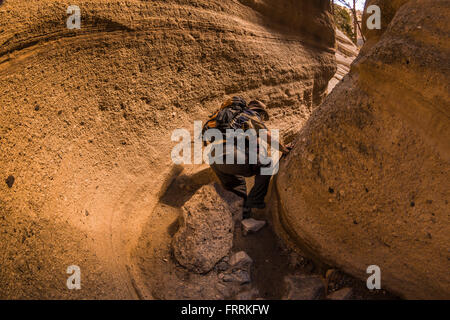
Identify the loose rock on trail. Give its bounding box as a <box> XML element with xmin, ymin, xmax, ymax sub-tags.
<box><xmin>172</xmin><ymin>184</ymin><xmax>237</xmax><ymax>274</ymax></box>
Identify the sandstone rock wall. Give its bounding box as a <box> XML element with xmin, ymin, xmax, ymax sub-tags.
<box><xmin>0</xmin><ymin>0</ymin><xmax>335</xmax><ymax>298</ymax></box>
<box><xmin>276</xmin><ymin>0</ymin><xmax>449</xmax><ymax>299</ymax></box>
<box><xmin>327</xmin><ymin>28</ymin><xmax>359</xmax><ymax>92</ymax></box>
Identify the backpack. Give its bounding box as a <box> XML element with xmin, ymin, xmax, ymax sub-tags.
<box><xmin>202</xmin><ymin>97</ymin><xmax>248</xmax><ymax>138</ymax></box>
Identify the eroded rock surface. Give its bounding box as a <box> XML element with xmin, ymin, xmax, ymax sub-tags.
<box><xmin>276</xmin><ymin>0</ymin><xmax>450</xmax><ymax>299</ymax></box>
<box><xmin>0</xmin><ymin>0</ymin><xmax>335</xmax><ymax>298</ymax></box>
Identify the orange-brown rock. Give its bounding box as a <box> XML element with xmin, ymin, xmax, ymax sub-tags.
<box><xmin>276</xmin><ymin>0</ymin><xmax>449</xmax><ymax>299</ymax></box>
<box><xmin>0</xmin><ymin>0</ymin><xmax>335</xmax><ymax>298</ymax></box>
<box><xmin>327</xmin><ymin>29</ymin><xmax>359</xmax><ymax>92</ymax></box>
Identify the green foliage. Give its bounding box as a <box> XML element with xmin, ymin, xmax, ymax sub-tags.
<box><xmin>333</xmin><ymin>4</ymin><xmax>356</xmax><ymax>43</ymax></box>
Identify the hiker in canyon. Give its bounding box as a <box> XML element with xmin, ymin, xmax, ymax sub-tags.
<box><xmin>202</xmin><ymin>97</ymin><xmax>291</xmax><ymax>218</ymax></box>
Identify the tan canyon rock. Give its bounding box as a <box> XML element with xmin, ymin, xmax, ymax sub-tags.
<box><xmin>276</xmin><ymin>0</ymin><xmax>449</xmax><ymax>299</ymax></box>
<box><xmin>0</xmin><ymin>0</ymin><xmax>335</xmax><ymax>298</ymax></box>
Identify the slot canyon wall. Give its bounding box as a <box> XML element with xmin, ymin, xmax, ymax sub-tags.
<box><xmin>0</xmin><ymin>0</ymin><xmax>335</xmax><ymax>299</ymax></box>
<box><xmin>276</xmin><ymin>0</ymin><xmax>449</xmax><ymax>299</ymax></box>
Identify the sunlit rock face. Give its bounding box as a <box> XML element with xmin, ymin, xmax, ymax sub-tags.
<box><xmin>0</xmin><ymin>0</ymin><xmax>335</xmax><ymax>299</ymax></box>
<box><xmin>327</xmin><ymin>29</ymin><xmax>359</xmax><ymax>92</ymax></box>
<box><xmin>276</xmin><ymin>0</ymin><xmax>450</xmax><ymax>299</ymax></box>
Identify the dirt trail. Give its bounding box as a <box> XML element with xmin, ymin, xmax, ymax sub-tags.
<box><xmin>130</xmin><ymin>164</ymin><xmax>397</xmax><ymax>300</ymax></box>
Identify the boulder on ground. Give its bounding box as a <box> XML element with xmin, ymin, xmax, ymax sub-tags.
<box><xmin>172</xmin><ymin>183</ymin><xmax>238</xmax><ymax>274</ymax></box>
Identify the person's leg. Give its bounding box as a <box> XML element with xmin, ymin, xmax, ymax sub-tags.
<box><xmin>246</xmin><ymin>168</ymin><xmax>272</xmax><ymax>209</ymax></box>
<box><xmin>210</xmin><ymin>163</ymin><xmax>247</xmax><ymax>200</ymax></box>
